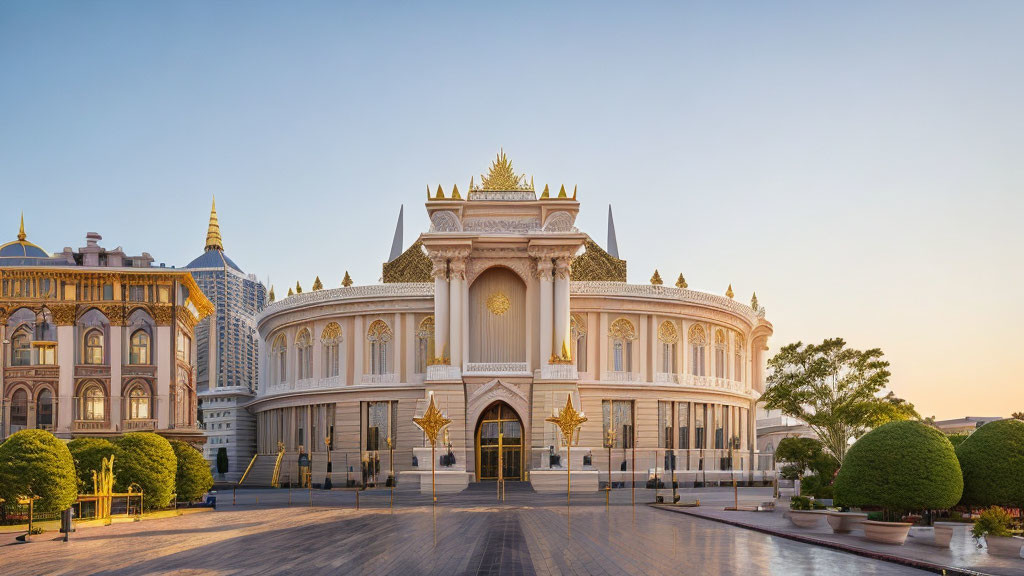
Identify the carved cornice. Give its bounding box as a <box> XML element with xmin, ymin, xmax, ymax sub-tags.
<box><xmin>153</xmin><ymin>305</ymin><xmax>175</xmax><ymax>326</ymax></box>
<box><xmin>571</xmin><ymin>281</ymin><xmax>770</xmax><ymax>329</ymax></box>
<box><xmin>176</xmin><ymin>307</ymin><xmax>198</xmax><ymax>331</ymax></box>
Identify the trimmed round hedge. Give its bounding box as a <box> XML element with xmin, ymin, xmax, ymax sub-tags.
<box><xmin>834</xmin><ymin>420</ymin><xmax>962</xmax><ymax>511</ymax></box>
<box><xmin>956</xmin><ymin>419</ymin><xmax>1024</xmax><ymax>508</ymax></box>
<box><xmin>170</xmin><ymin>441</ymin><xmax>213</xmax><ymax>502</ymax></box>
<box><xmin>68</xmin><ymin>438</ymin><xmax>121</xmax><ymax>494</ymax></box>
<box><xmin>115</xmin><ymin>432</ymin><xmax>176</xmax><ymax>510</ymax></box>
<box><xmin>0</xmin><ymin>429</ymin><xmax>78</xmax><ymax>515</ymax></box>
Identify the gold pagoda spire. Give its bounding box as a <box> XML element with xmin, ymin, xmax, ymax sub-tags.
<box><xmin>676</xmin><ymin>274</ymin><xmax>688</xmax><ymax>289</ymax></box>
<box><xmin>268</xmin><ymin>285</ymin><xmax>276</xmax><ymax>302</ymax></box>
<box><xmin>17</xmin><ymin>212</ymin><xmax>26</xmax><ymax>242</ymax></box>
<box><xmin>204</xmin><ymin>197</ymin><xmax>224</xmax><ymax>252</ymax></box>
<box><xmin>726</xmin><ymin>284</ymin><xmax>734</xmax><ymax>299</ymax></box>
<box><xmin>342</xmin><ymin>271</ymin><xmax>353</xmax><ymax>287</ymax></box>
<box><xmin>650</xmin><ymin>269</ymin><xmax>663</xmax><ymax>285</ymax></box>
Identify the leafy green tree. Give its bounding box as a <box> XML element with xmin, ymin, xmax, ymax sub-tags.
<box><xmin>115</xmin><ymin>432</ymin><xmax>176</xmax><ymax>510</ymax></box>
<box><xmin>834</xmin><ymin>420</ymin><xmax>962</xmax><ymax>514</ymax></box>
<box><xmin>955</xmin><ymin>419</ymin><xmax>1024</xmax><ymax>509</ymax></box>
<box><xmin>216</xmin><ymin>447</ymin><xmax>229</xmax><ymax>475</ymax></box>
<box><xmin>946</xmin><ymin>433</ymin><xmax>970</xmax><ymax>449</ymax></box>
<box><xmin>1011</xmin><ymin>412</ymin><xmax>1024</xmax><ymax>421</ymax></box>
<box><xmin>170</xmin><ymin>441</ymin><xmax>214</xmax><ymax>502</ymax></box>
<box><xmin>68</xmin><ymin>438</ymin><xmax>121</xmax><ymax>493</ymax></box>
<box><xmin>0</xmin><ymin>430</ymin><xmax>78</xmax><ymax>518</ymax></box>
<box><xmin>762</xmin><ymin>338</ymin><xmax>919</xmax><ymax>464</ymax></box>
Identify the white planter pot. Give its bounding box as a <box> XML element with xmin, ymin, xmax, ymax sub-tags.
<box><xmin>861</xmin><ymin>520</ymin><xmax>913</xmax><ymax>545</ymax></box>
<box><xmin>789</xmin><ymin>510</ymin><xmax>826</xmax><ymax>529</ymax></box>
<box><xmin>826</xmin><ymin>511</ymin><xmax>868</xmax><ymax>534</ymax></box>
<box><xmin>931</xmin><ymin>522</ymin><xmax>966</xmax><ymax>548</ymax></box>
<box><xmin>985</xmin><ymin>535</ymin><xmax>1024</xmax><ymax>558</ymax></box>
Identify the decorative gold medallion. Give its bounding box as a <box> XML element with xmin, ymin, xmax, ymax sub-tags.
<box><xmin>486</xmin><ymin>292</ymin><xmax>511</xmax><ymax>316</ymax></box>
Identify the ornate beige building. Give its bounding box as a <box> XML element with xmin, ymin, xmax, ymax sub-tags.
<box><xmin>249</xmin><ymin>152</ymin><xmax>774</xmax><ymax>490</ymax></box>
<box><xmin>0</xmin><ymin>221</ymin><xmax>212</xmax><ymax>442</ymax></box>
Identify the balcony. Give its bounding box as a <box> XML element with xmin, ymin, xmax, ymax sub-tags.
<box><xmin>464</xmin><ymin>363</ymin><xmax>530</xmax><ymax>376</ymax></box>
<box><xmin>654</xmin><ymin>372</ymin><xmax>679</xmax><ymax>384</ymax></box>
<box><xmin>360</xmin><ymin>373</ymin><xmax>398</xmax><ymax>385</ymax></box>
<box><xmin>682</xmin><ymin>374</ymin><xmax>750</xmax><ymax>395</ymax></box>
<box><xmin>72</xmin><ymin>396</ymin><xmax>112</xmax><ymax>433</ymax></box>
<box><xmin>539</xmin><ymin>364</ymin><xmax>578</xmax><ymax>381</ymax></box>
<box><xmin>605</xmin><ymin>371</ymin><xmax>638</xmax><ymax>383</ymax></box>
<box><xmin>426</xmin><ymin>364</ymin><xmax>462</xmax><ymax>381</ymax></box>
<box><xmin>122</xmin><ymin>419</ymin><xmax>157</xmax><ymax>431</ymax></box>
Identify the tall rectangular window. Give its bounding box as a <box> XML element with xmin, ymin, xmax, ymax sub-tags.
<box><xmin>601</xmin><ymin>400</ymin><xmax>634</xmax><ymax>448</ymax></box>
<box><xmin>366</xmin><ymin>401</ymin><xmax>397</xmax><ymax>450</ymax></box>
<box><xmin>677</xmin><ymin>402</ymin><xmax>690</xmax><ymax>450</ymax></box>
<box><xmin>714</xmin><ymin>404</ymin><xmax>724</xmax><ymax>449</ymax></box>
<box><xmin>658</xmin><ymin>401</ymin><xmax>674</xmax><ymax>449</ymax></box>
<box><xmin>694</xmin><ymin>403</ymin><xmax>706</xmax><ymax>449</ymax></box>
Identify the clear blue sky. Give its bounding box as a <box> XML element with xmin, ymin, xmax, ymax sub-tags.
<box><xmin>2</xmin><ymin>1</ymin><xmax>1022</xmax><ymax>418</ymax></box>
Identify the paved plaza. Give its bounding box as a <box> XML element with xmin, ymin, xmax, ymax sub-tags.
<box><xmin>0</xmin><ymin>486</ymin><xmax>936</xmax><ymax>576</ymax></box>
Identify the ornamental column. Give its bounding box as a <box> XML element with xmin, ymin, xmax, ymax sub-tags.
<box><xmin>431</xmin><ymin>255</ymin><xmax>449</xmax><ymax>363</ymax></box>
<box><xmin>553</xmin><ymin>256</ymin><xmax>572</xmax><ymax>360</ymax></box>
<box><xmin>535</xmin><ymin>257</ymin><xmax>554</xmax><ymax>366</ymax></box>
<box><xmin>448</xmin><ymin>257</ymin><xmax>466</xmax><ymax>368</ymax></box>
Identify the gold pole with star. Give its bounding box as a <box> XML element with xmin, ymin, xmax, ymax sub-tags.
<box><xmin>413</xmin><ymin>393</ymin><xmax>452</xmax><ymax>505</ymax></box>
<box><xmin>546</xmin><ymin>395</ymin><xmax>588</xmax><ymax>506</ymax></box>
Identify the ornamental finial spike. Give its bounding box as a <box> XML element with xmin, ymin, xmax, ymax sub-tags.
<box><xmin>268</xmin><ymin>285</ymin><xmax>276</xmax><ymax>303</ymax></box>
<box><xmin>342</xmin><ymin>271</ymin><xmax>353</xmax><ymax>287</ymax></box>
<box><xmin>312</xmin><ymin>276</ymin><xmax>323</xmax><ymax>291</ymax></box>
<box><xmin>204</xmin><ymin>196</ymin><xmax>224</xmax><ymax>252</ymax></box>
<box><xmin>413</xmin><ymin>393</ymin><xmax>452</xmax><ymax>447</ymax></box>
<box><xmin>650</xmin><ymin>269</ymin><xmax>663</xmax><ymax>285</ymax></box>
<box><xmin>676</xmin><ymin>274</ymin><xmax>688</xmax><ymax>289</ymax></box>
<box><xmin>17</xmin><ymin>212</ymin><xmax>26</xmax><ymax>242</ymax></box>
<box><xmin>726</xmin><ymin>284</ymin><xmax>734</xmax><ymax>299</ymax></box>
<box><xmin>545</xmin><ymin>395</ymin><xmax>588</xmax><ymax>445</ymax></box>
<box><xmin>469</xmin><ymin>176</ymin><xmax>475</xmax><ymax>191</ymax></box>
<box><xmin>295</xmin><ymin>281</ymin><xmax>303</xmax><ymax>294</ymax></box>
<box><xmin>451</xmin><ymin>183</ymin><xmax>461</xmax><ymax>199</ymax></box>
<box><xmin>751</xmin><ymin>291</ymin><xmax>759</xmax><ymax>310</ymax></box>
<box><xmin>287</xmin><ymin>287</ymin><xmax>294</xmax><ymax>297</ymax></box>
<box><xmin>540</xmin><ymin>184</ymin><xmax>550</xmax><ymax>199</ymax></box>
<box><xmin>435</xmin><ymin>184</ymin><xmax>445</xmax><ymax>200</ymax></box>
<box><xmin>427</xmin><ymin>184</ymin><xmax>431</xmax><ymax>200</ymax></box>
<box><xmin>572</xmin><ymin>185</ymin><xmax>577</xmax><ymax>200</ymax></box>
<box><xmin>558</xmin><ymin>184</ymin><xmax>566</xmax><ymax>198</ymax></box>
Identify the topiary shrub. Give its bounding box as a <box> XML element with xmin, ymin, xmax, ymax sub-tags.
<box><xmin>216</xmin><ymin>447</ymin><xmax>229</xmax><ymax>475</ymax></box>
<box><xmin>0</xmin><ymin>429</ymin><xmax>78</xmax><ymax>518</ymax></box>
<box><xmin>834</xmin><ymin>420</ymin><xmax>963</xmax><ymax>514</ymax></box>
<box><xmin>115</xmin><ymin>432</ymin><xmax>176</xmax><ymax>510</ymax></box>
<box><xmin>68</xmin><ymin>438</ymin><xmax>121</xmax><ymax>494</ymax></box>
<box><xmin>170</xmin><ymin>441</ymin><xmax>213</xmax><ymax>502</ymax></box>
<box><xmin>971</xmin><ymin>506</ymin><xmax>1014</xmax><ymax>541</ymax></box>
<box><xmin>955</xmin><ymin>419</ymin><xmax>1024</xmax><ymax>509</ymax></box>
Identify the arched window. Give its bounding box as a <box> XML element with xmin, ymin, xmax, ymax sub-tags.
<box><xmin>11</xmin><ymin>328</ymin><xmax>31</xmax><ymax>366</ymax></box>
<box><xmin>714</xmin><ymin>329</ymin><xmax>726</xmax><ymax>378</ymax></box>
<box><xmin>80</xmin><ymin>383</ymin><xmax>105</xmax><ymax>421</ymax></box>
<box><xmin>296</xmin><ymin>329</ymin><xmax>313</xmax><ymax>380</ymax></box>
<box><xmin>609</xmin><ymin>318</ymin><xmax>636</xmax><ymax>373</ymax></box>
<box><xmin>10</xmin><ymin>389</ymin><xmax>28</xmax><ymax>429</ymax></box>
<box><xmin>688</xmin><ymin>324</ymin><xmax>706</xmax><ymax>376</ymax></box>
<box><xmin>734</xmin><ymin>334</ymin><xmax>744</xmax><ymax>382</ymax></box>
<box><xmin>36</xmin><ymin>389</ymin><xmax>53</xmax><ymax>428</ymax></box>
<box><xmin>415</xmin><ymin>316</ymin><xmax>434</xmax><ymax>373</ymax></box>
<box><xmin>321</xmin><ymin>322</ymin><xmax>342</xmax><ymax>378</ymax></box>
<box><xmin>126</xmin><ymin>382</ymin><xmax>150</xmax><ymax>420</ymax></box>
<box><xmin>130</xmin><ymin>329</ymin><xmax>151</xmax><ymax>365</ymax></box>
<box><xmin>658</xmin><ymin>320</ymin><xmax>679</xmax><ymax>374</ymax></box>
<box><xmin>271</xmin><ymin>334</ymin><xmax>287</xmax><ymax>384</ymax></box>
<box><xmin>571</xmin><ymin>314</ymin><xmax>587</xmax><ymax>372</ymax></box>
<box><xmin>84</xmin><ymin>329</ymin><xmax>104</xmax><ymax>365</ymax></box>
<box><xmin>367</xmin><ymin>320</ymin><xmax>392</xmax><ymax>375</ymax></box>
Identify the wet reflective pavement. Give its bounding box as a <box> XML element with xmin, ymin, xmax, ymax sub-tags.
<box><xmin>2</xmin><ymin>488</ymin><xmax>931</xmax><ymax>575</ymax></box>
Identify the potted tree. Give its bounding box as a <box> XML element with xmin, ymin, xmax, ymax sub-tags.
<box><xmin>971</xmin><ymin>506</ymin><xmax>1022</xmax><ymax>558</ymax></box>
<box><xmin>834</xmin><ymin>421</ymin><xmax>963</xmax><ymax>545</ymax></box>
<box><xmin>955</xmin><ymin>419</ymin><xmax>1024</xmax><ymax>555</ymax></box>
<box><xmin>788</xmin><ymin>495</ymin><xmax>827</xmax><ymax>528</ymax></box>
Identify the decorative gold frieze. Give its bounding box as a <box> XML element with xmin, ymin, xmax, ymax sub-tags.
<box><xmin>153</xmin><ymin>305</ymin><xmax>174</xmax><ymax>326</ymax></box>
<box><xmin>176</xmin><ymin>307</ymin><xmax>198</xmax><ymax>330</ymax></box>
<box><xmin>51</xmin><ymin>304</ymin><xmax>76</xmax><ymax>325</ymax></box>
<box><xmin>609</xmin><ymin>318</ymin><xmax>637</xmax><ymax>341</ymax></box>
<box><xmin>570</xmin><ymin>238</ymin><xmax>626</xmax><ymax>282</ymax></box>
<box><xmin>658</xmin><ymin>320</ymin><xmax>679</xmax><ymax>344</ymax></box>
<box><xmin>382</xmin><ymin>240</ymin><xmax>432</xmax><ymax>283</ymax></box>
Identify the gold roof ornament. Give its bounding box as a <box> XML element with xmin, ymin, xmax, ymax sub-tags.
<box><xmin>650</xmin><ymin>269</ymin><xmax>663</xmax><ymax>285</ymax></box>
<box><xmin>268</xmin><ymin>286</ymin><xmax>275</xmax><ymax>303</ymax></box>
<box><xmin>18</xmin><ymin>212</ymin><xmax>26</xmax><ymax>242</ymax></box>
<box><xmin>572</xmin><ymin>185</ymin><xmax>577</xmax><ymax>200</ymax></box>
<box><xmin>726</xmin><ymin>284</ymin><xmax>734</xmax><ymax>299</ymax></box>
<box><xmin>435</xmin><ymin>185</ymin><xmax>445</xmax><ymax>200</ymax></box>
<box><xmin>451</xmin><ymin>183</ymin><xmax>461</xmax><ymax>199</ymax></box>
<box><xmin>204</xmin><ymin>197</ymin><xmax>224</xmax><ymax>252</ymax></box>
<box><xmin>546</xmin><ymin>395</ymin><xmax>588</xmax><ymax>445</ymax></box>
<box><xmin>413</xmin><ymin>393</ymin><xmax>452</xmax><ymax>448</ymax></box>
<box><xmin>295</xmin><ymin>281</ymin><xmax>302</xmax><ymax>294</ymax></box>
<box><xmin>475</xmin><ymin>148</ymin><xmax>533</xmax><ymax>191</ymax></box>
<box><xmin>287</xmin><ymin>287</ymin><xmax>294</xmax><ymax>297</ymax></box>
<box><xmin>540</xmin><ymin>184</ymin><xmax>550</xmax><ymax>199</ymax></box>
<box><xmin>676</xmin><ymin>274</ymin><xmax>688</xmax><ymax>289</ymax></box>
<box><xmin>557</xmin><ymin>185</ymin><xmax>567</xmax><ymax>199</ymax></box>
<box><xmin>751</xmin><ymin>292</ymin><xmax>759</xmax><ymax>311</ymax></box>
<box><xmin>342</xmin><ymin>271</ymin><xmax>353</xmax><ymax>287</ymax></box>
<box><xmin>312</xmin><ymin>276</ymin><xmax>323</xmax><ymax>291</ymax></box>
<box><xmin>427</xmin><ymin>184</ymin><xmax>432</xmax><ymax>200</ymax></box>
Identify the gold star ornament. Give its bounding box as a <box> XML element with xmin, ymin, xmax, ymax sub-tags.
<box><xmin>413</xmin><ymin>394</ymin><xmax>452</xmax><ymax>448</ymax></box>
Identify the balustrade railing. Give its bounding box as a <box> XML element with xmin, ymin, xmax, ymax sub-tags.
<box><xmin>360</xmin><ymin>373</ymin><xmax>398</xmax><ymax>385</ymax></box>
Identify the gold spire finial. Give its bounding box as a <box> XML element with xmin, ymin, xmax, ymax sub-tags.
<box><xmin>312</xmin><ymin>276</ymin><xmax>323</xmax><ymax>291</ymax></box>
<box><xmin>342</xmin><ymin>271</ymin><xmax>353</xmax><ymax>287</ymax></box>
<box><xmin>546</xmin><ymin>395</ymin><xmax>588</xmax><ymax>446</ymax></box>
<box><xmin>427</xmin><ymin>184</ymin><xmax>431</xmax><ymax>200</ymax></box>
<box><xmin>204</xmin><ymin>197</ymin><xmax>224</xmax><ymax>251</ymax></box>
<box><xmin>451</xmin><ymin>183</ymin><xmax>461</xmax><ymax>199</ymax></box>
<box><xmin>17</xmin><ymin>212</ymin><xmax>26</xmax><ymax>242</ymax></box>
<box><xmin>676</xmin><ymin>274</ymin><xmax>688</xmax><ymax>289</ymax></box>
<box><xmin>650</xmin><ymin>269</ymin><xmax>663</xmax><ymax>285</ymax></box>
<box><xmin>287</xmin><ymin>287</ymin><xmax>294</xmax><ymax>297</ymax></box>
<box><xmin>751</xmin><ymin>291</ymin><xmax>759</xmax><ymax>310</ymax></box>
<box><xmin>479</xmin><ymin>149</ymin><xmax>532</xmax><ymax>191</ymax></box>
<box><xmin>435</xmin><ymin>184</ymin><xmax>445</xmax><ymax>200</ymax></box>
<box><xmin>726</xmin><ymin>284</ymin><xmax>734</xmax><ymax>299</ymax></box>
<box><xmin>295</xmin><ymin>281</ymin><xmax>302</xmax><ymax>294</ymax></box>
<box><xmin>268</xmin><ymin>285</ymin><xmax>276</xmax><ymax>302</ymax></box>
<box><xmin>540</xmin><ymin>184</ymin><xmax>550</xmax><ymax>199</ymax></box>
<box><xmin>572</xmin><ymin>185</ymin><xmax>577</xmax><ymax>200</ymax></box>
<box><xmin>558</xmin><ymin>184</ymin><xmax>567</xmax><ymax>199</ymax></box>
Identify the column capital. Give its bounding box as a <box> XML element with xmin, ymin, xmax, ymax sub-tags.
<box><xmin>534</xmin><ymin>257</ymin><xmax>554</xmax><ymax>279</ymax></box>
<box><xmin>449</xmin><ymin>259</ymin><xmax>467</xmax><ymax>281</ymax></box>
<box><xmin>554</xmin><ymin>256</ymin><xmax>572</xmax><ymax>279</ymax></box>
<box><xmin>429</xmin><ymin>256</ymin><xmax>448</xmax><ymax>280</ymax></box>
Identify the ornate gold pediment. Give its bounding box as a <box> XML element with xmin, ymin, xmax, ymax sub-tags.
<box><xmin>473</xmin><ymin>149</ymin><xmax>533</xmax><ymax>192</ymax></box>
<box><xmin>570</xmin><ymin>238</ymin><xmax>626</xmax><ymax>282</ymax></box>
<box><xmin>382</xmin><ymin>240</ymin><xmax>432</xmax><ymax>283</ymax></box>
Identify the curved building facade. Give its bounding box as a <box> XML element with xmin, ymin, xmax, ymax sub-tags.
<box><xmin>250</xmin><ymin>153</ymin><xmax>773</xmax><ymax>490</ymax></box>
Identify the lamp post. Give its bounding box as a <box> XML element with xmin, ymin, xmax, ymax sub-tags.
<box><xmin>545</xmin><ymin>395</ymin><xmax>587</xmax><ymax>506</ymax></box>
<box><xmin>386</xmin><ymin>436</ymin><xmax>394</xmax><ymax>508</ymax></box>
<box><xmin>413</xmin><ymin>393</ymin><xmax>451</xmax><ymax>506</ymax></box>
<box><xmin>324</xmin><ymin>434</ymin><xmax>333</xmax><ymax>490</ymax></box>
<box><xmin>606</xmin><ymin>425</ymin><xmax>614</xmax><ymax>507</ymax></box>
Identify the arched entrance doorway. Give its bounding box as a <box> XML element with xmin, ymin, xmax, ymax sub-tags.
<box><xmin>475</xmin><ymin>401</ymin><xmax>524</xmax><ymax>481</ymax></box>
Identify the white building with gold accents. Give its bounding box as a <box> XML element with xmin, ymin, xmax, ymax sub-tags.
<box><xmin>248</xmin><ymin>152</ymin><xmax>774</xmax><ymax>490</ymax></box>
<box><xmin>0</xmin><ymin>219</ymin><xmax>212</xmax><ymax>442</ymax></box>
